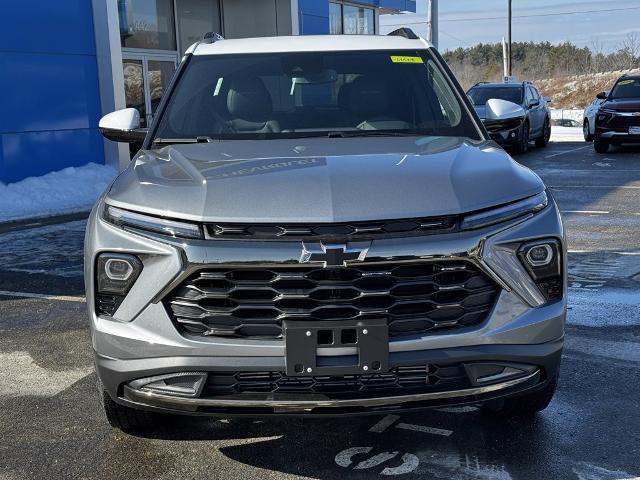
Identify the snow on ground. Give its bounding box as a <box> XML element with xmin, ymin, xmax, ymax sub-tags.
<box><xmin>0</xmin><ymin>163</ymin><xmax>117</xmax><ymax>223</ymax></box>
<box><xmin>550</xmin><ymin>126</ymin><xmax>585</xmax><ymax>143</ymax></box>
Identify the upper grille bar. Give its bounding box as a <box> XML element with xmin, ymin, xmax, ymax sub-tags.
<box><xmin>205</xmin><ymin>216</ymin><xmax>458</xmax><ymax>240</ymax></box>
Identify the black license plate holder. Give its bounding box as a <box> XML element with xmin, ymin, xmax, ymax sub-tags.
<box><xmin>284</xmin><ymin>318</ymin><xmax>389</xmax><ymax>376</ymax></box>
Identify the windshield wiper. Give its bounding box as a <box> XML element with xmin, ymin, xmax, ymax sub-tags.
<box><xmin>327</xmin><ymin>131</ymin><xmax>425</xmax><ymax>138</ymax></box>
<box><xmin>153</xmin><ymin>136</ymin><xmax>215</xmax><ymax>145</ymax></box>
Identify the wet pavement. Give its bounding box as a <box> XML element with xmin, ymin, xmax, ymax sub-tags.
<box><xmin>0</xmin><ymin>141</ymin><xmax>639</xmax><ymax>479</ymax></box>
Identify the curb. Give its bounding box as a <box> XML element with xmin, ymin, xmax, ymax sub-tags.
<box><xmin>0</xmin><ymin>211</ymin><xmax>90</xmax><ymax>234</ymax></box>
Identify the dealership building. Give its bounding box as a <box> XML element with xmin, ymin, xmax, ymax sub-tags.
<box><xmin>0</xmin><ymin>0</ymin><xmax>416</xmax><ymax>184</ymax></box>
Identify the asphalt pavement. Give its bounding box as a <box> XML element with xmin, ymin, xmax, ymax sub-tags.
<box><xmin>1</xmin><ymin>140</ymin><xmax>639</xmax><ymax>480</ymax></box>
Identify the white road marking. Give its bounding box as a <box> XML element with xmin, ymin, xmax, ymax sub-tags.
<box><xmin>381</xmin><ymin>453</ymin><xmax>419</xmax><ymax>476</ymax></box>
<box><xmin>594</xmin><ymin>162</ymin><xmax>611</xmax><ymax>167</ymax></box>
<box><xmin>335</xmin><ymin>447</ymin><xmax>419</xmax><ymax>476</ymax></box>
<box><xmin>562</xmin><ymin>210</ymin><xmax>610</xmax><ymax>214</ymax></box>
<box><xmin>369</xmin><ymin>414</ymin><xmax>400</xmax><ymax>433</ymax></box>
<box><xmin>573</xmin><ymin>461</ymin><xmax>640</xmax><ymax>480</ymax></box>
<box><xmin>0</xmin><ymin>290</ymin><xmax>86</xmax><ymax>303</ymax></box>
<box><xmin>396</xmin><ymin>422</ymin><xmax>453</xmax><ymax>437</ymax></box>
<box><xmin>0</xmin><ymin>351</ymin><xmax>92</xmax><ymax>398</ymax></box>
<box><xmin>545</xmin><ymin>145</ymin><xmax>591</xmax><ymax>158</ymax></box>
<box><xmin>335</xmin><ymin>447</ymin><xmax>372</xmax><ymax>468</ymax></box>
<box><xmin>354</xmin><ymin>451</ymin><xmax>399</xmax><ymax>470</ymax></box>
<box><xmin>434</xmin><ymin>406</ymin><xmax>479</xmax><ymax>413</ymax></box>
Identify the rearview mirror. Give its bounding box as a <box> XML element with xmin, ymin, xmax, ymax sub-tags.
<box><xmin>484</xmin><ymin>98</ymin><xmax>526</xmax><ymax>121</ymax></box>
<box><xmin>596</xmin><ymin>91</ymin><xmax>608</xmax><ymax>100</ymax></box>
<box><xmin>99</xmin><ymin>108</ymin><xmax>148</xmax><ymax>143</ymax></box>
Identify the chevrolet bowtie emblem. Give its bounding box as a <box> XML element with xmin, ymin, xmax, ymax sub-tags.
<box><xmin>300</xmin><ymin>243</ymin><xmax>369</xmax><ymax>267</ymax></box>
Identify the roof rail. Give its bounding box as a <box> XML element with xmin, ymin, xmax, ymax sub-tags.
<box><xmin>202</xmin><ymin>32</ymin><xmax>224</xmax><ymax>44</ymax></box>
<box><xmin>387</xmin><ymin>28</ymin><xmax>419</xmax><ymax>40</ymax></box>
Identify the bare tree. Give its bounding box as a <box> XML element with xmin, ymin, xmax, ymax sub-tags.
<box><xmin>621</xmin><ymin>32</ymin><xmax>640</xmax><ymax>69</ymax></box>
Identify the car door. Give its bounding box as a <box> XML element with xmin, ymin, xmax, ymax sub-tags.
<box><xmin>526</xmin><ymin>86</ymin><xmax>544</xmax><ymax>136</ymax></box>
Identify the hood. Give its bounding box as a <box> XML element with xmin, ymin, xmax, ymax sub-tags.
<box><xmin>601</xmin><ymin>98</ymin><xmax>640</xmax><ymax>112</ymax></box>
<box><xmin>106</xmin><ymin>136</ymin><xmax>544</xmax><ymax>223</ymax></box>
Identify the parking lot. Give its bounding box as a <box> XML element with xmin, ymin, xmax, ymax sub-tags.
<box><xmin>1</xmin><ymin>140</ymin><xmax>639</xmax><ymax>480</ymax></box>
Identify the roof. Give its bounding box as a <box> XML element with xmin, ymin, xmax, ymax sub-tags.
<box><xmin>190</xmin><ymin>34</ymin><xmax>431</xmax><ymax>56</ymax></box>
<box><xmin>470</xmin><ymin>82</ymin><xmax>524</xmax><ymax>89</ymax></box>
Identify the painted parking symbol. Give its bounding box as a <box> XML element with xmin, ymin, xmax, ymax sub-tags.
<box><xmin>335</xmin><ymin>447</ymin><xmax>419</xmax><ymax>475</ymax></box>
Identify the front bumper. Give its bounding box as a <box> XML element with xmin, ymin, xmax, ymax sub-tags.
<box><xmin>596</xmin><ymin>130</ymin><xmax>640</xmax><ymax>144</ymax></box>
<box><xmin>85</xmin><ymin>194</ymin><xmax>566</xmax><ymax>416</ymax></box>
<box><xmin>100</xmin><ymin>340</ymin><xmax>562</xmax><ymax>416</ymax></box>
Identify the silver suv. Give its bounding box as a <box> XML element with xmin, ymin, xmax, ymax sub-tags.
<box><xmin>87</xmin><ymin>30</ymin><xmax>565</xmax><ymax>431</ymax></box>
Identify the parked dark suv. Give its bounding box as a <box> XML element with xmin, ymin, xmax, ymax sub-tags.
<box><xmin>467</xmin><ymin>82</ymin><xmax>551</xmax><ymax>153</ymax></box>
<box><xmin>593</xmin><ymin>75</ymin><xmax>640</xmax><ymax>153</ymax></box>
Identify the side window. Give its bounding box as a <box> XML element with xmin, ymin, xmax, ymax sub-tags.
<box><xmin>525</xmin><ymin>86</ymin><xmax>534</xmax><ymax>105</ymax></box>
<box><xmin>531</xmin><ymin>87</ymin><xmax>540</xmax><ymax>100</ymax></box>
<box><xmin>426</xmin><ymin>60</ymin><xmax>462</xmax><ymax>127</ymax></box>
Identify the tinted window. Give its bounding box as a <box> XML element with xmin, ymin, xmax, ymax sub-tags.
<box><xmin>154</xmin><ymin>50</ymin><xmax>481</xmax><ymax>141</ymax></box>
<box><xmin>467</xmin><ymin>86</ymin><xmax>523</xmax><ymax>105</ymax></box>
<box><xmin>609</xmin><ymin>78</ymin><xmax>640</xmax><ymax>99</ymax></box>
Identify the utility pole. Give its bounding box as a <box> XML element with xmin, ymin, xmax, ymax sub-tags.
<box><xmin>427</xmin><ymin>0</ymin><xmax>438</xmax><ymax>49</ymax></box>
<box><xmin>507</xmin><ymin>0</ymin><xmax>512</xmax><ymax>76</ymax></box>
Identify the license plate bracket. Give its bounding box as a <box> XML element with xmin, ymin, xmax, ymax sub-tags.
<box><xmin>284</xmin><ymin>318</ymin><xmax>389</xmax><ymax>376</ymax></box>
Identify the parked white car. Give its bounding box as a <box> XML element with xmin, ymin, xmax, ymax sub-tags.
<box><xmin>583</xmin><ymin>92</ymin><xmax>608</xmax><ymax>141</ymax></box>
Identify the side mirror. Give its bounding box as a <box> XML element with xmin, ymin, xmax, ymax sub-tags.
<box><xmin>596</xmin><ymin>91</ymin><xmax>608</xmax><ymax>100</ymax></box>
<box><xmin>484</xmin><ymin>98</ymin><xmax>526</xmax><ymax>121</ymax></box>
<box><xmin>543</xmin><ymin>96</ymin><xmax>552</xmax><ymax>104</ymax></box>
<box><xmin>99</xmin><ymin>108</ymin><xmax>147</xmax><ymax>143</ymax></box>
<box><xmin>528</xmin><ymin>99</ymin><xmax>540</xmax><ymax>108</ymax></box>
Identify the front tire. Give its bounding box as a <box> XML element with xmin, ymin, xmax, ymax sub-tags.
<box><xmin>583</xmin><ymin>119</ymin><xmax>593</xmax><ymax>141</ymax></box>
<box><xmin>483</xmin><ymin>374</ymin><xmax>558</xmax><ymax>417</ymax></box>
<box><xmin>535</xmin><ymin>118</ymin><xmax>551</xmax><ymax>148</ymax></box>
<box><xmin>594</xmin><ymin>137</ymin><xmax>609</xmax><ymax>153</ymax></box>
<box><xmin>98</xmin><ymin>376</ymin><xmax>159</xmax><ymax>432</ymax></box>
<box><xmin>514</xmin><ymin>123</ymin><xmax>530</xmax><ymax>154</ymax></box>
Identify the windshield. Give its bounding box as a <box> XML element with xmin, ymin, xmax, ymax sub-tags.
<box><xmin>609</xmin><ymin>78</ymin><xmax>640</xmax><ymax>99</ymax></box>
<box><xmin>467</xmin><ymin>87</ymin><xmax>523</xmax><ymax>106</ymax></box>
<box><xmin>152</xmin><ymin>50</ymin><xmax>481</xmax><ymax>141</ymax></box>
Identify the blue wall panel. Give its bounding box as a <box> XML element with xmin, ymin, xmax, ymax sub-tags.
<box><xmin>0</xmin><ymin>0</ymin><xmax>103</xmax><ymax>184</ymax></box>
<box><xmin>0</xmin><ymin>0</ymin><xmax>96</xmax><ymax>55</ymax></box>
<box><xmin>0</xmin><ymin>129</ymin><xmax>104</xmax><ymax>184</ymax></box>
<box><xmin>0</xmin><ymin>52</ymin><xmax>102</xmax><ymax>133</ymax></box>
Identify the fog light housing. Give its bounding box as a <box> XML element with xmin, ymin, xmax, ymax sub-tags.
<box><xmin>95</xmin><ymin>253</ymin><xmax>143</xmax><ymax>316</ymax></box>
<box><xmin>518</xmin><ymin>239</ymin><xmax>562</xmax><ymax>302</ymax></box>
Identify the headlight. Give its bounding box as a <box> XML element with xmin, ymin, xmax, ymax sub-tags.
<box><xmin>518</xmin><ymin>239</ymin><xmax>562</xmax><ymax>302</ymax></box>
<box><xmin>103</xmin><ymin>205</ymin><xmax>203</xmax><ymax>239</ymax></box>
<box><xmin>461</xmin><ymin>191</ymin><xmax>548</xmax><ymax>230</ymax></box>
<box><xmin>95</xmin><ymin>253</ymin><xmax>143</xmax><ymax>316</ymax></box>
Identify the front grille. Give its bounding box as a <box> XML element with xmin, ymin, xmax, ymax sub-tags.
<box><xmin>607</xmin><ymin>115</ymin><xmax>640</xmax><ymax>130</ymax></box>
<box><xmin>202</xmin><ymin>364</ymin><xmax>470</xmax><ymax>400</ymax></box>
<box><xmin>205</xmin><ymin>216</ymin><xmax>458</xmax><ymax>240</ymax></box>
<box><xmin>164</xmin><ymin>260</ymin><xmax>499</xmax><ymax>339</ymax></box>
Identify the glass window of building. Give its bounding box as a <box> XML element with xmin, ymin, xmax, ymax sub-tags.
<box><xmin>329</xmin><ymin>3</ymin><xmax>343</xmax><ymax>34</ymax></box>
<box><xmin>119</xmin><ymin>0</ymin><xmax>176</xmax><ymax>50</ymax></box>
<box><xmin>176</xmin><ymin>0</ymin><xmax>221</xmax><ymax>55</ymax></box>
<box><xmin>343</xmin><ymin>4</ymin><xmax>375</xmax><ymax>35</ymax></box>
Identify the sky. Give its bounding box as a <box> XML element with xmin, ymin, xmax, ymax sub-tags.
<box><xmin>379</xmin><ymin>0</ymin><xmax>640</xmax><ymax>52</ymax></box>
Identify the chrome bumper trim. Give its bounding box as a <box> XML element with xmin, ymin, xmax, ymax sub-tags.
<box><xmin>123</xmin><ymin>370</ymin><xmax>540</xmax><ymax>412</ymax></box>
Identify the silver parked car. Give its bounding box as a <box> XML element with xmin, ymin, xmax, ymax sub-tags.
<box><xmin>87</xmin><ymin>29</ymin><xmax>566</xmax><ymax>431</ymax></box>
<box><xmin>583</xmin><ymin>92</ymin><xmax>608</xmax><ymax>141</ymax></box>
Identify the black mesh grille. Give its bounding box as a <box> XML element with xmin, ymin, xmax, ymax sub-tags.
<box><xmin>164</xmin><ymin>260</ymin><xmax>500</xmax><ymax>339</ymax></box>
<box><xmin>205</xmin><ymin>216</ymin><xmax>458</xmax><ymax>240</ymax></box>
<box><xmin>202</xmin><ymin>364</ymin><xmax>470</xmax><ymax>400</ymax></box>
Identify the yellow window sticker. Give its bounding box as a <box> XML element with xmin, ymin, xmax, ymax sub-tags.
<box><xmin>617</xmin><ymin>79</ymin><xmax>635</xmax><ymax>85</ymax></box>
<box><xmin>390</xmin><ymin>55</ymin><xmax>424</xmax><ymax>64</ymax></box>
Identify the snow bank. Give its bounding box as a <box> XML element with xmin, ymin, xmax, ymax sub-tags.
<box><xmin>550</xmin><ymin>126</ymin><xmax>584</xmax><ymax>143</ymax></box>
<box><xmin>0</xmin><ymin>163</ymin><xmax>118</xmax><ymax>222</ymax></box>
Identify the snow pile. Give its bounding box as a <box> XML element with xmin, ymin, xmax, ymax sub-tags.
<box><xmin>550</xmin><ymin>126</ymin><xmax>584</xmax><ymax>143</ymax></box>
<box><xmin>0</xmin><ymin>163</ymin><xmax>118</xmax><ymax>222</ymax></box>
